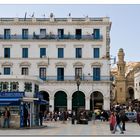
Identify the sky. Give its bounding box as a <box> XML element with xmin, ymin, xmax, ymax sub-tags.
<box><xmin>0</xmin><ymin>4</ymin><xmax>140</xmax><ymax>63</ymax></box>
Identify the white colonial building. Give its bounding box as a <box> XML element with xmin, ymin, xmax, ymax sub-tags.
<box><xmin>0</xmin><ymin>14</ymin><xmax>111</xmax><ymax>112</ymax></box>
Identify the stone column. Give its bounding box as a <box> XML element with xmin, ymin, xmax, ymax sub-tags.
<box><xmin>49</xmin><ymin>96</ymin><xmax>54</xmax><ymax>112</ymax></box>
<box><xmin>85</xmin><ymin>96</ymin><xmax>90</xmax><ymax>110</ymax></box>
<box><xmin>103</xmin><ymin>96</ymin><xmax>110</xmax><ymax>110</ymax></box>
<box><xmin>67</xmin><ymin>96</ymin><xmax>72</xmax><ymax>111</ymax></box>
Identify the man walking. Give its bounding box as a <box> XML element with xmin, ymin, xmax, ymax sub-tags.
<box><xmin>112</xmin><ymin>111</ymin><xmax>124</xmax><ymax>134</ymax></box>
<box><xmin>3</xmin><ymin>107</ymin><xmax>11</xmax><ymax>128</ymax></box>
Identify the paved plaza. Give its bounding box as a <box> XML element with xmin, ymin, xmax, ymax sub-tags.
<box><xmin>0</xmin><ymin>120</ymin><xmax>140</xmax><ymax>136</ymax></box>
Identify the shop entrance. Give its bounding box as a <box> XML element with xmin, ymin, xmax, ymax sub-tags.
<box><xmin>54</xmin><ymin>91</ymin><xmax>67</xmax><ymax>112</ymax></box>
<box><xmin>72</xmin><ymin>91</ymin><xmax>85</xmax><ymax>112</ymax></box>
<box><xmin>90</xmin><ymin>91</ymin><xmax>103</xmax><ymax>111</ymax></box>
<box><xmin>39</xmin><ymin>91</ymin><xmax>49</xmax><ymax>113</ymax></box>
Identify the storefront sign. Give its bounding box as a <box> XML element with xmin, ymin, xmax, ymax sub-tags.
<box><xmin>0</xmin><ymin>92</ymin><xmax>25</xmax><ymax>98</ymax></box>
<box><xmin>20</xmin><ymin>104</ymin><xmax>24</xmax><ymax>127</ymax></box>
<box><xmin>34</xmin><ymin>92</ymin><xmax>43</xmax><ymax>99</ymax></box>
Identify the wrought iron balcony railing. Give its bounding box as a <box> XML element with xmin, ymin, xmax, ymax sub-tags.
<box><xmin>39</xmin><ymin>75</ymin><xmax>111</xmax><ymax>82</ymax></box>
<box><xmin>0</xmin><ymin>34</ymin><xmax>103</xmax><ymax>40</ymax></box>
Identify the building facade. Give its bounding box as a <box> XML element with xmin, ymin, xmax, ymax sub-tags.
<box><xmin>0</xmin><ymin>15</ymin><xmax>111</xmax><ymax>112</ymax></box>
<box><xmin>111</xmin><ymin>48</ymin><xmax>140</xmax><ymax>105</ymax></box>
<box><xmin>134</xmin><ymin>68</ymin><xmax>140</xmax><ymax>101</ymax></box>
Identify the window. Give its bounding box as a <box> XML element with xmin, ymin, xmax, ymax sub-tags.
<box><xmin>2</xmin><ymin>82</ymin><xmax>9</xmax><ymax>92</ymax></box>
<box><xmin>75</xmin><ymin>68</ymin><xmax>82</xmax><ymax>80</ymax></box>
<box><xmin>4</xmin><ymin>48</ymin><xmax>10</xmax><ymax>58</ymax></box>
<box><xmin>22</xmin><ymin>29</ymin><xmax>28</xmax><ymax>39</ymax></box>
<box><xmin>34</xmin><ymin>84</ymin><xmax>39</xmax><ymax>93</ymax></box>
<box><xmin>75</xmin><ymin>29</ymin><xmax>82</xmax><ymax>39</ymax></box>
<box><xmin>40</xmin><ymin>29</ymin><xmax>46</xmax><ymax>39</ymax></box>
<box><xmin>4</xmin><ymin>67</ymin><xmax>11</xmax><ymax>75</ymax></box>
<box><xmin>93</xmin><ymin>67</ymin><xmax>100</xmax><ymax>81</ymax></box>
<box><xmin>24</xmin><ymin>82</ymin><xmax>32</xmax><ymax>92</ymax></box>
<box><xmin>4</xmin><ymin>29</ymin><xmax>11</xmax><ymax>39</ymax></box>
<box><xmin>39</xmin><ymin>67</ymin><xmax>46</xmax><ymax>80</ymax></box>
<box><xmin>22</xmin><ymin>48</ymin><xmax>28</xmax><ymax>58</ymax></box>
<box><xmin>57</xmin><ymin>68</ymin><xmax>64</xmax><ymax>81</ymax></box>
<box><xmin>58</xmin><ymin>48</ymin><xmax>64</xmax><ymax>58</ymax></box>
<box><xmin>94</xmin><ymin>48</ymin><xmax>100</xmax><ymax>58</ymax></box>
<box><xmin>40</xmin><ymin>48</ymin><xmax>46</xmax><ymax>58</ymax></box>
<box><xmin>93</xmin><ymin>29</ymin><xmax>100</xmax><ymax>39</ymax></box>
<box><xmin>21</xmin><ymin>67</ymin><xmax>29</xmax><ymax>75</ymax></box>
<box><xmin>10</xmin><ymin>82</ymin><xmax>19</xmax><ymax>92</ymax></box>
<box><xmin>58</xmin><ymin>29</ymin><xmax>64</xmax><ymax>39</ymax></box>
<box><xmin>76</xmin><ymin>48</ymin><xmax>82</xmax><ymax>58</ymax></box>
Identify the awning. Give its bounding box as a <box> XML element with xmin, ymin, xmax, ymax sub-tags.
<box><xmin>34</xmin><ymin>99</ymin><xmax>49</xmax><ymax>105</ymax></box>
<box><xmin>0</xmin><ymin>98</ymin><xmax>21</xmax><ymax>106</ymax></box>
<box><xmin>0</xmin><ymin>98</ymin><xmax>20</xmax><ymax>102</ymax></box>
<box><xmin>22</xmin><ymin>97</ymin><xmax>39</xmax><ymax>103</ymax></box>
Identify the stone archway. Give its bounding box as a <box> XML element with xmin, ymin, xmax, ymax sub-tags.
<box><xmin>72</xmin><ymin>91</ymin><xmax>85</xmax><ymax>112</ymax></box>
<box><xmin>128</xmin><ymin>87</ymin><xmax>134</xmax><ymax>100</ymax></box>
<box><xmin>90</xmin><ymin>91</ymin><xmax>103</xmax><ymax>111</ymax></box>
<box><xmin>39</xmin><ymin>91</ymin><xmax>49</xmax><ymax>112</ymax></box>
<box><xmin>54</xmin><ymin>91</ymin><xmax>67</xmax><ymax>112</ymax></box>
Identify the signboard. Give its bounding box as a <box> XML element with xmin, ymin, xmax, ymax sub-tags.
<box><xmin>34</xmin><ymin>92</ymin><xmax>43</xmax><ymax>99</ymax></box>
<box><xmin>20</xmin><ymin>104</ymin><xmax>24</xmax><ymax>127</ymax></box>
<box><xmin>0</xmin><ymin>92</ymin><xmax>25</xmax><ymax>98</ymax></box>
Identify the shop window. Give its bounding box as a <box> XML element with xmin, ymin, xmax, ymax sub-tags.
<box><xmin>24</xmin><ymin>82</ymin><xmax>32</xmax><ymax>92</ymax></box>
<box><xmin>10</xmin><ymin>82</ymin><xmax>19</xmax><ymax>92</ymax></box>
<box><xmin>0</xmin><ymin>82</ymin><xmax>9</xmax><ymax>92</ymax></box>
<box><xmin>34</xmin><ymin>84</ymin><xmax>39</xmax><ymax>93</ymax></box>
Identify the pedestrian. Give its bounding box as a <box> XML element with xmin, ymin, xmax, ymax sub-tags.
<box><xmin>23</xmin><ymin>106</ymin><xmax>28</xmax><ymax>127</ymax></box>
<box><xmin>27</xmin><ymin>112</ymin><xmax>30</xmax><ymax>127</ymax></box>
<box><xmin>109</xmin><ymin>112</ymin><xmax>116</xmax><ymax>132</ymax></box>
<box><xmin>3</xmin><ymin>107</ymin><xmax>11</xmax><ymax>128</ymax></box>
<box><xmin>120</xmin><ymin>110</ymin><xmax>126</xmax><ymax>131</ymax></box>
<box><xmin>39</xmin><ymin>110</ymin><xmax>43</xmax><ymax>126</ymax></box>
<box><xmin>137</xmin><ymin>112</ymin><xmax>140</xmax><ymax>126</ymax></box>
<box><xmin>112</xmin><ymin>112</ymin><xmax>124</xmax><ymax>134</ymax></box>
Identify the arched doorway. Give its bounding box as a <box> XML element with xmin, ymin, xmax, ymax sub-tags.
<box><xmin>54</xmin><ymin>91</ymin><xmax>67</xmax><ymax>112</ymax></box>
<box><xmin>90</xmin><ymin>91</ymin><xmax>103</xmax><ymax>111</ymax></box>
<box><xmin>39</xmin><ymin>91</ymin><xmax>49</xmax><ymax>112</ymax></box>
<box><xmin>128</xmin><ymin>87</ymin><xmax>134</xmax><ymax>100</ymax></box>
<box><xmin>72</xmin><ymin>91</ymin><xmax>85</xmax><ymax>112</ymax></box>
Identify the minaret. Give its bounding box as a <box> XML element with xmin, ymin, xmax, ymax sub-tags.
<box><xmin>116</xmin><ymin>48</ymin><xmax>126</xmax><ymax>104</ymax></box>
<box><xmin>117</xmin><ymin>48</ymin><xmax>126</xmax><ymax>77</ymax></box>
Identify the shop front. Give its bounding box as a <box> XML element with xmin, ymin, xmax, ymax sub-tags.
<box><xmin>0</xmin><ymin>92</ymin><xmax>25</xmax><ymax>128</ymax></box>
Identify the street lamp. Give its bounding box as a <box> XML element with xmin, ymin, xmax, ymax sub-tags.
<box><xmin>76</xmin><ymin>75</ymin><xmax>81</xmax><ymax>123</ymax></box>
<box><xmin>88</xmin><ymin>73</ymin><xmax>95</xmax><ymax>124</ymax></box>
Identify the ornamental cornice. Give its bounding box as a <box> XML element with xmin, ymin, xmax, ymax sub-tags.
<box><xmin>0</xmin><ymin>21</ymin><xmax>110</xmax><ymax>26</ymax></box>
<box><xmin>1</xmin><ymin>62</ymin><xmax>13</xmax><ymax>67</ymax></box>
<box><xmin>19</xmin><ymin>61</ymin><xmax>31</xmax><ymax>67</ymax></box>
<box><xmin>55</xmin><ymin>62</ymin><xmax>67</xmax><ymax>67</ymax></box>
<box><xmin>90</xmin><ymin>62</ymin><xmax>103</xmax><ymax>67</ymax></box>
<box><xmin>37</xmin><ymin>61</ymin><xmax>48</xmax><ymax>67</ymax></box>
<box><xmin>73</xmin><ymin>61</ymin><xmax>85</xmax><ymax>67</ymax></box>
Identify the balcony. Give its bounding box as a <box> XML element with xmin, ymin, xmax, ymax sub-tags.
<box><xmin>40</xmin><ymin>75</ymin><xmax>111</xmax><ymax>82</ymax></box>
<box><xmin>0</xmin><ymin>34</ymin><xmax>103</xmax><ymax>41</ymax></box>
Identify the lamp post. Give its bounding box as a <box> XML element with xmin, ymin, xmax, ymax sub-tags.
<box><xmin>88</xmin><ymin>73</ymin><xmax>95</xmax><ymax>124</ymax></box>
<box><xmin>76</xmin><ymin>75</ymin><xmax>81</xmax><ymax>123</ymax></box>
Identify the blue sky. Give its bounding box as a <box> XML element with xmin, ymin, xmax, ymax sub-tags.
<box><xmin>0</xmin><ymin>4</ymin><xmax>140</xmax><ymax>62</ymax></box>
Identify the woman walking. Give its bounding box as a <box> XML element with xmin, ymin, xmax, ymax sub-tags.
<box><xmin>109</xmin><ymin>112</ymin><xmax>116</xmax><ymax>132</ymax></box>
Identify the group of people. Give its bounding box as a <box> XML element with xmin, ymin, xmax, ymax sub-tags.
<box><xmin>109</xmin><ymin>111</ymin><xmax>125</xmax><ymax>134</ymax></box>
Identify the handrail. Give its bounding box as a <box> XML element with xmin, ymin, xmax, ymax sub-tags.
<box><xmin>0</xmin><ymin>34</ymin><xmax>103</xmax><ymax>40</ymax></box>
